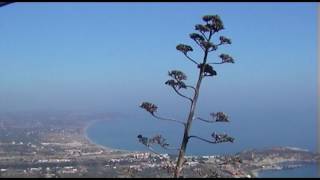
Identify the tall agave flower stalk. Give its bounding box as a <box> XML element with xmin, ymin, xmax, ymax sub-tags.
<box><xmin>139</xmin><ymin>14</ymin><xmax>236</xmax><ymax>178</ymax></box>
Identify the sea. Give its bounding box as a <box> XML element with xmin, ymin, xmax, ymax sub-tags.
<box><xmin>257</xmin><ymin>163</ymin><xmax>320</xmax><ymax>178</ymax></box>
<box><xmin>86</xmin><ymin>117</ymin><xmax>319</xmax><ymax>178</ymax></box>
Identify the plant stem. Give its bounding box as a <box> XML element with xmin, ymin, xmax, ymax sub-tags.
<box><xmin>174</xmin><ymin>31</ymin><xmax>213</xmax><ymax>178</ymax></box>
<box><xmin>173</xmin><ymin>73</ymin><xmax>203</xmax><ymax>178</ymax></box>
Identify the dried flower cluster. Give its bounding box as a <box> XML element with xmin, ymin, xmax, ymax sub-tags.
<box><xmin>165</xmin><ymin>79</ymin><xmax>187</xmax><ymax>90</ymax></box>
<box><xmin>165</xmin><ymin>70</ymin><xmax>188</xmax><ymax>90</ymax></box>
<box><xmin>198</xmin><ymin>63</ymin><xmax>217</xmax><ymax>76</ymax></box>
<box><xmin>202</xmin><ymin>15</ymin><xmax>224</xmax><ymax>32</ymax></box>
<box><xmin>195</xmin><ymin>24</ymin><xmax>210</xmax><ymax>33</ymax></box>
<box><xmin>189</xmin><ymin>33</ymin><xmax>205</xmax><ymax>42</ymax></box>
<box><xmin>211</xmin><ymin>132</ymin><xmax>234</xmax><ymax>143</ymax></box>
<box><xmin>168</xmin><ymin>70</ymin><xmax>187</xmax><ymax>81</ymax></box>
<box><xmin>137</xmin><ymin>134</ymin><xmax>170</xmax><ymax>148</ymax></box>
<box><xmin>176</xmin><ymin>44</ymin><xmax>193</xmax><ymax>54</ymax></box>
<box><xmin>190</xmin><ymin>33</ymin><xmax>217</xmax><ymax>51</ymax></box>
<box><xmin>219</xmin><ymin>36</ymin><xmax>232</xmax><ymax>45</ymax></box>
<box><xmin>219</xmin><ymin>54</ymin><xmax>234</xmax><ymax>63</ymax></box>
<box><xmin>201</xmin><ymin>41</ymin><xmax>217</xmax><ymax>51</ymax></box>
<box><xmin>140</xmin><ymin>102</ymin><xmax>158</xmax><ymax>115</ymax></box>
<box><xmin>210</xmin><ymin>112</ymin><xmax>229</xmax><ymax>122</ymax></box>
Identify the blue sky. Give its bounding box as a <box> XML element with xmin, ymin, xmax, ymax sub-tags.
<box><xmin>0</xmin><ymin>3</ymin><xmax>318</xmax><ymax>151</ymax></box>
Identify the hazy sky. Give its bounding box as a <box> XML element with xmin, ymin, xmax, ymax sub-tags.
<box><xmin>0</xmin><ymin>3</ymin><xmax>316</xmax><ymax>111</ymax></box>
<box><xmin>0</xmin><ymin>3</ymin><xmax>318</xmax><ymax>150</ymax></box>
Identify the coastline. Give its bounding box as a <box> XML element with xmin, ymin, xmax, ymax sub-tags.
<box><xmin>250</xmin><ymin>162</ymin><xmax>318</xmax><ymax>178</ymax></box>
<box><xmin>250</xmin><ymin>166</ymin><xmax>283</xmax><ymax>178</ymax></box>
<box><xmin>82</xmin><ymin>119</ymin><xmax>131</xmax><ymax>154</ymax></box>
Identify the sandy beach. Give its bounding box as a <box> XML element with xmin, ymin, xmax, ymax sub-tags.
<box><xmin>82</xmin><ymin>119</ymin><xmax>131</xmax><ymax>153</ymax></box>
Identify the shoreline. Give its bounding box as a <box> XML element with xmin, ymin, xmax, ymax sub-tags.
<box><xmin>82</xmin><ymin>119</ymin><xmax>131</xmax><ymax>154</ymax></box>
<box><xmin>250</xmin><ymin>162</ymin><xmax>318</xmax><ymax>178</ymax></box>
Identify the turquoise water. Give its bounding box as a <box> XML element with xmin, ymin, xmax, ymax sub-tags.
<box><xmin>258</xmin><ymin>163</ymin><xmax>320</xmax><ymax>178</ymax></box>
